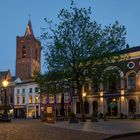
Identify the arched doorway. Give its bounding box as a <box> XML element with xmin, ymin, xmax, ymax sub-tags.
<box><xmin>84</xmin><ymin>101</ymin><xmax>89</xmax><ymax>114</ymax></box>
<box><xmin>93</xmin><ymin>101</ymin><xmax>98</xmax><ymax>116</ymax></box>
<box><xmin>107</xmin><ymin>98</ymin><xmax>118</xmax><ymax>116</ymax></box>
<box><xmin>129</xmin><ymin>99</ymin><xmax>136</xmax><ymax>114</ymax></box>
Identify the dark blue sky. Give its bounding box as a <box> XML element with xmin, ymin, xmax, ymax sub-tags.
<box><xmin>0</xmin><ymin>0</ymin><xmax>140</xmax><ymax>75</ymax></box>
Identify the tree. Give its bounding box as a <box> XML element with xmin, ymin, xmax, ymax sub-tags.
<box><xmin>33</xmin><ymin>72</ymin><xmax>46</xmax><ymax>106</ymax></box>
<box><xmin>60</xmin><ymin>93</ymin><xmax>65</xmax><ymax>116</ymax></box>
<box><xmin>41</xmin><ymin>1</ymin><xmax>127</xmax><ymax>118</ymax></box>
<box><xmin>33</xmin><ymin>70</ymin><xmax>68</xmax><ymax>117</ymax></box>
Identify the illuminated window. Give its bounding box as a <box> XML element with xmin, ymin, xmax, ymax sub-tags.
<box><xmin>35</xmin><ymin>96</ymin><xmax>39</xmax><ymax>103</ymax></box>
<box><xmin>29</xmin><ymin>96</ymin><xmax>32</xmax><ymax>103</ymax></box>
<box><xmin>49</xmin><ymin>94</ymin><xmax>54</xmax><ymax>103</ymax></box>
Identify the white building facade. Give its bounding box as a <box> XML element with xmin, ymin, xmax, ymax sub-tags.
<box><xmin>72</xmin><ymin>46</ymin><xmax>140</xmax><ymax>118</ymax></box>
<box><xmin>14</xmin><ymin>81</ymin><xmax>40</xmax><ymax>118</ymax></box>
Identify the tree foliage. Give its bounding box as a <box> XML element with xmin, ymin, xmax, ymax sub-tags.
<box><xmin>38</xmin><ymin>1</ymin><xmax>127</xmax><ymax>114</ymax></box>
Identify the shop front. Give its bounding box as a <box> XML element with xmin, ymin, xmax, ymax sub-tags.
<box><xmin>27</xmin><ymin>104</ymin><xmax>40</xmax><ymax>119</ymax></box>
<box><xmin>14</xmin><ymin>105</ymin><xmax>26</xmax><ymax>118</ymax></box>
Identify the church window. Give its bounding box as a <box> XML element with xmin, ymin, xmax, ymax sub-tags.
<box><xmin>22</xmin><ymin>46</ymin><xmax>27</xmax><ymax>58</ymax></box>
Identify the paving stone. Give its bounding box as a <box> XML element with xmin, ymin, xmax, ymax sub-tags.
<box><xmin>0</xmin><ymin>119</ymin><xmax>109</xmax><ymax>140</ymax></box>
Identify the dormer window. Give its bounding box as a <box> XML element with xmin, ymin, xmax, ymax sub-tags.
<box><xmin>22</xmin><ymin>46</ymin><xmax>27</xmax><ymax>58</ymax></box>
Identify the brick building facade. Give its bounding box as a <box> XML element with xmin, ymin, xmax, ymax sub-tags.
<box><xmin>16</xmin><ymin>20</ymin><xmax>41</xmax><ymax>81</ymax></box>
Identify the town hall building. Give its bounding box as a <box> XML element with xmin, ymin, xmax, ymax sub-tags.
<box><xmin>73</xmin><ymin>46</ymin><xmax>140</xmax><ymax>118</ymax></box>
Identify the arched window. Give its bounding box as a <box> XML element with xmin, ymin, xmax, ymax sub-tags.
<box><xmin>93</xmin><ymin>101</ymin><xmax>98</xmax><ymax>116</ymax></box>
<box><xmin>84</xmin><ymin>101</ymin><xmax>89</xmax><ymax>114</ymax></box>
<box><xmin>103</xmin><ymin>70</ymin><xmax>120</xmax><ymax>92</ymax></box>
<box><xmin>129</xmin><ymin>99</ymin><xmax>136</xmax><ymax>114</ymax></box>
<box><xmin>92</xmin><ymin>80</ymin><xmax>99</xmax><ymax>93</ymax></box>
<box><xmin>22</xmin><ymin>46</ymin><xmax>27</xmax><ymax>58</ymax></box>
<box><xmin>76</xmin><ymin>102</ymin><xmax>80</xmax><ymax>114</ymax></box>
<box><xmin>128</xmin><ymin>73</ymin><xmax>136</xmax><ymax>89</ymax></box>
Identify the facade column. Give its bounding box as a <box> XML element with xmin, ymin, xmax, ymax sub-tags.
<box><xmin>72</xmin><ymin>97</ymin><xmax>77</xmax><ymax>114</ymax></box>
<box><xmin>104</xmin><ymin>99</ymin><xmax>107</xmax><ymax>114</ymax></box>
<box><xmin>38</xmin><ymin>104</ymin><xmax>41</xmax><ymax>116</ymax></box>
<box><xmin>121</xmin><ymin>78</ymin><xmax>124</xmax><ymax>89</ymax></box>
<box><xmin>99</xmin><ymin>92</ymin><xmax>104</xmax><ymax>114</ymax></box>
<box><xmin>99</xmin><ymin>83</ymin><xmax>103</xmax><ymax>91</ymax></box>
<box><xmin>138</xmin><ymin>98</ymin><xmax>140</xmax><ymax>114</ymax></box>
<box><xmin>125</xmin><ymin>98</ymin><xmax>129</xmax><ymax>115</ymax></box>
<box><xmin>34</xmin><ymin>104</ymin><xmax>37</xmax><ymax>118</ymax></box>
<box><xmin>26</xmin><ymin>105</ymin><xmax>28</xmax><ymax>118</ymax></box>
<box><xmin>136</xmin><ymin>74</ymin><xmax>139</xmax><ymax>89</ymax></box>
<box><xmin>136</xmin><ymin>97</ymin><xmax>139</xmax><ymax>114</ymax></box>
<box><xmin>17</xmin><ymin>109</ymin><xmax>19</xmax><ymax>117</ymax></box>
<box><xmin>88</xmin><ymin>99</ymin><xmax>92</xmax><ymax>116</ymax></box>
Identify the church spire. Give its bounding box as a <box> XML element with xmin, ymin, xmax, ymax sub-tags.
<box><xmin>25</xmin><ymin>19</ymin><xmax>34</xmax><ymax>36</ymax></box>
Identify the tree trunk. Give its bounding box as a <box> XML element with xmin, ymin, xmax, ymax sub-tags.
<box><xmin>60</xmin><ymin>93</ymin><xmax>65</xmax><ymax>116</ymax></box>
<box><xmin>76</xmin><ymin>79</ymin><xmax>84</xmax><ymax>120</ymax></box>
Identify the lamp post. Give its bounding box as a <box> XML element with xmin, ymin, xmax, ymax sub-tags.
<box><xmin>2</xmin><ymin>80</ymin><xmax>9</xmax><ymax>119</ymax></box>
<box><xmin>120</xmin><ymin>90</ymin><xmax>125</xmax><ymax>118</ymax></box>
<box><xmin>82</xmin><ymin>92</ymin><xmax>86</xmax><ymax>121</ymax></box>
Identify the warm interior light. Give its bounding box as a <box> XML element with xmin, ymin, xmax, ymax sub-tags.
<box><xmin>121</xmin><ymin>90</ymin><xmax>125</xmax><ymax>96</ymax></box>
<box><xmin>100</xmin><ymin>97</ymin><xmax>103</xmax><ymax>102</ymax></box>
<box><xmin>2</xmin><ymin>80</ymin><xmax>9</xmax><ymax>87</ymax></box>
<box><xmin>121</xmin><ymin>96</ymin><xmax>124</xmax><ymax>101</ymax></box>
<box><xmin>113</xmin><ymin>98</ymin><xmax>116</xmax><ymax>102</ymax></box>
<box><xmin>100</xmin><ymin>92</ymin><xmax>103</xmax><ymax>97</ymax></box>
<box><xmin>82</xmin><ymin>92</ymin><xmax>86</xmax><ymax>97</ymax></box>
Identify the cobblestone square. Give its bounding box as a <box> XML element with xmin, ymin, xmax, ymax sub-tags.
<box><xmin>0</xmin><ymin>119</ymin><xmax>109</xmax><ymax>140</ymax></box>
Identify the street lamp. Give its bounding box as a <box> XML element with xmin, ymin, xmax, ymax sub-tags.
<box><xmin>82</xmin><ymin>92</ymin><xmax>86</xmax><ymax>121</ymax></box>
<box><xmin>2</xmin><ymin>80</ymin><xmax>9</xmax><ymax>120</ymax></box>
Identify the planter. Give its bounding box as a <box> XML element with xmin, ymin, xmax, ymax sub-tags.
<box><xmin>91</xmin><ymin>117</ymin><xmax>98</xmax><ymax>122</ymax></box>
<box><xmin>69</xmin><ymin>117</ymin><xmax>79</xmax><ymax>123</ymax></box>
<box><xmin>47</xmin><ymin>117</ymin><xmax>55</xmax><ymax>123</ymax></box>
<box><xmin>0</xmin><ymin>115</ymin><xmax>11</xmax><ymax>122</ymax></box>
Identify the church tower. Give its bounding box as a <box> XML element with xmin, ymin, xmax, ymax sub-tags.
<box><xmin>16</xmin><ymin>20</ymin><xmax>41</xmax><ymax>81</ymax></box>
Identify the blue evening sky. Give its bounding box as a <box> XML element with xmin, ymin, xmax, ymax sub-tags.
<box><xmin>0</xmin><ymin>0</ymin><xmax>140</xmax><ymax>75</ymax></box>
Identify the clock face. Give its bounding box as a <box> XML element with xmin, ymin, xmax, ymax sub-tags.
<box><xmin>127</xmin><ymin>61</ymin><xmax>135</xmax><ymax>69</ymax></box>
